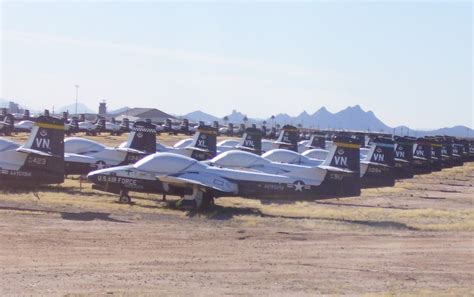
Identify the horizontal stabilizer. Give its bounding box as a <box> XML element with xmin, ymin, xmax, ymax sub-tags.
<box><xmin>16</xmin><ymin>147</ymin><xmax>53</xmax><ymax>157</ymax></box>
<box><xmin>185</xmin><ymin>146</ymin><xmax>213</xmax><ymax>153</ymax></box>
<box><xmin>115</xmin><ymin>147</ymin><xmax>146</xmax><ymax>154</ymax></box>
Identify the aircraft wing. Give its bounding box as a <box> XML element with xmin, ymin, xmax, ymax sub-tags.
<box><xmin>318</xmin><ymin>165</ymin><xmax>354</xmax><ymax>173</ymax></box>
<box><xmin>273</xmin><ymin>141</ymin><xmax>293</xmax><ymax>145</ymax></box>
<box><xmin>157</xmin><ymin>173</ymin><xmax>238</xmax><ymax>194</ymax></box>
<box><xmin>234</xmin><ymin>144</ymin><xmax>258</xmax><ymax>152</ymax></box>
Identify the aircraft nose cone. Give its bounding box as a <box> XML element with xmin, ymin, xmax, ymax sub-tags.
<box><xmin>87</xmin><ymin>171</ymin><xmax>99</xmax><ymax>183</ymax></box>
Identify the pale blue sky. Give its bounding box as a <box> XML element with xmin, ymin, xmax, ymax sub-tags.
<box><xmin>1</xmin><ymin>1</ymin><xmax>472</xmax><ymax>129</ymax></box>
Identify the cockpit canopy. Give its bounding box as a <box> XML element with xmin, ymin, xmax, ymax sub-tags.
<box><xmin>302</xmin><ymin>149</ymin><xmax>329</xmax><ymax>160</ymax></box>
<box><xmin>217</xmin><ymin>139</ymin><xmax>240</xmax><ymax>147</ymax></box>
<box><xmin>262</xmin><ymin>149</ymin><xmax>303</xmax><ymax>163</ymax></box>
<box><xmin>211</xmin><ymin>150</ymin><xmax>270</xmax><ymax>168</ymax></box>
<box><xmin>15</xmin><ymin>120</ymin><xmax>34</xmax><ymax>129</ymax></box>
<box><xmin>173</xmin><ymin>138</ymin><xmax>193</xmax><ymax>148</ymax></box>
<box><xmin>134</xmin><ymin>152</ymin><xmax>206</xmax><ymax>174</ymax></box>
<box><xmin>65</xmin><ymin>137</ymin><xmax>106</xmax><ymax>154</ymax></box>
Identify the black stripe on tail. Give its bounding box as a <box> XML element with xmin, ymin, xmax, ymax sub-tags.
<box><xmin>275</xmin><ymin>125</ymin><xmax>299</xmax><ymax>151</ymax></box>
<box><xmin>125</xmin><ymin>121</ymin><xmax>157</xmax><ymax>154</ymax></box>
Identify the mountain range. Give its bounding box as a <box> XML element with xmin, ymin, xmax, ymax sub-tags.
<box><xmin>182</xmin><ymin>105</ymin><xmax>392</xmax><ymax>131</ymax></box>
<box><xmin>57</xmin><ymin>103</ymin><xmax>96</xmax><ymax>114</ymax></box>
<box><xmin>1</xmin><ymin>98</ymin><xmax>472</xmax><ymax>137</ymax></box>
<box><xmin>182</xmin><ymin>105</ymin><xmax>473</xmax><ymax>138</ymax></box>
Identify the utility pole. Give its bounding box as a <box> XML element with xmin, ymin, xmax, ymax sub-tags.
<box><xmin>75</xmin><ymin>85</ymin><xmax>79</xmax><ymax>114</ymax></box>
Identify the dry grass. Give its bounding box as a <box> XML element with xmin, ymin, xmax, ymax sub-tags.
<box><xmin>217</xmin><ymin>163</ymin><xmax>474</xmax><ymax>232</ymax></box>
<box><xmin>0</xmin><ymin>178</ymin><xmax>185</xmax><ymax>218</ymax></box>
<box><xmin>224</xmin><ymin>200</ymin><xmax>474</xmax><ymax>232</ymax></box>
<box><xmin>2</xmin><ymin>133</ymin><xmax>474</xmax><ymax>233</ymax></box>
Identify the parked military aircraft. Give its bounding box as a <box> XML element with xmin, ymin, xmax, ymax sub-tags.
<box><xmin>103</xmin><ymin>117</ymin><xmax>130</xmax><ymax>135</ymax></box>
<box><xmin>0</xmin><ymin>111</ymin><xmax>15</xmax><ymax>136</ymax></box>
<box><xmin>64</xmin><ymin>116</ymin><xmax>80</xmax><ymax>135</ymax></box>
<box><xmin>14</xmin><ymin>119</ymin><xmax>35</xmax><ymax>133</ymax></box>
<box><xmin>87</xmin><ymin>135</ymin><xmax>361</xmax><ymax>207</ymax></box>
<box><xmin>266</xmin><ymin>136</ymin><xmax>396</xmax><ymax>188</ymax></box>
<box><xmin>64</xmin><ymin>120</ymin><xmax>156</xmax><ymax>175</ymax></box>
<box><xmin>0</xmin><ymin>114</ymin><xmax>65</xmax><ymax>186</ymax></box>
<box><xmin>76</xmin><ymin>116</ymin><xmax>109</xmax><ymax>135</ymax></box>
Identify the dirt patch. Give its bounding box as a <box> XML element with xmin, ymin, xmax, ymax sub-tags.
<box><xmin>1</xmin><ymin>134</ymin><xmax>473</xmax><ymax>295</ymax></box>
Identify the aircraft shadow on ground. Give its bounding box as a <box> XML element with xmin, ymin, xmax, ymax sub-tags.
<box><xmin>192</xmin><ymin>204</ymin><xmax>419</xmax><ymax>231</ymax></box>
<box><xmin>60</xmin><ymin>211</ymin><xmax>131</xmax><ymax>223</ymax></box>
<box><xmin>0</xmin><ymin>185</ymin><xmax>117</xmax><ymax>198</ymax></box>
<box><xmin>314</xmin><ymin>200</ymin><xmax>416</xmax><ymax>210</ymax></box>
<box><xmin>48</xmin><ymin>186</ymin><xmax>118</xmax><ymax>197</ymax></box>
<box><xmin>0</xmin><ymin>206</ymin><xmax>131</xmax><ymax>224</ymax></box>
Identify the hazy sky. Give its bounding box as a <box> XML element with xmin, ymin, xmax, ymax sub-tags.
<box><xmin>1</xmin><ymin>1</ymin><xmax>472</xmax><ymax>129</ymax></box>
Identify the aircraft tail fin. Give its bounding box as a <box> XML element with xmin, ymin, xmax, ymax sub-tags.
<box><xmin>414</xmin><ymin>138</ymin><xmax>432</xmax><ymax>160</ymax></box>
<box><xmin>96</xmin><ymin>117</ymin><xmax>106</xmax><ymax>132</ymax></box>
<box><xmin>441</xmin><ymin>138</ymin><xmax>453</xmax><ymax>157</ymax></box>
<box><xmin>227</xmin><ymin>123</ymin><xmax>234</xmax><ymax>136</ymax></box>
<box><xmin>453</xmin><ymin>142</ymin><xmax>465</xmax><ymax>156</ymax></box>
<box><xmin>18</xmin><ymin>114</ymin><xmax>65</xmax><ymax>182</ymax></box>
<box><xmin>364</xmin><ymin>137</ymin><xmax>395</xmax><ymax>166</ymax></box>
<box><xmin>323</xmin><ymin>135</ymin><xmax>360</xmax><ymax>172</ymax></box>
<box><xmin>164</xmin><ymin>119</ymin><xmax>172</xmax><ymax>131</ymax></box>
<box><xmin>1</xmin><ymin>113</ymin><xmax>15</xmax><ymax>133</ymax></box>
<box><xmin>23</xmin><ymin>113</ymin><xmax>65</xmax><ymax>157</ymax></box>
<box><xmin>235</xmin><ymin>127</ymin><xmax>263</xmax><ymax>155</ymax></box>
<box><xmin>426</xmin><ymin>137</ymin><xmax>442</xmax><ymax>159</ymax></box>
<box><xmin>181</xmin><ymin>119</ymin><xmax>189</xmax><ymax>132</ymax></box>
<box><xmin>307</xmin><ymin>133</ymin><xmax>326</xmax><ymax>149</ymax></box>
<box><xmin>123</xmin><ymin>121</ymin><xmax>156</xmax><ymax>154</ymax></box>
<box><xmin>121</xmin><ymin>118</ymin><xmax>130</xmax><ymax>130</ymax></box>
<box><xmin>274</xmin><ymin>125</ymin><xmax>299</xmax><ymax>151</ymax></box>
<box><xmin>188</xmin><ymin>125</ymin><xmax>217</xmax><ymax>160</ymax></box>
<box><xmin>70</xmin><ymin>116</ymin><xmax>79</xmax><ymax>131</ymax></box>
<box><xmin>394</xmin><ymin>136</ymin><xmax>414</xmax><ymax>162</ymax></box>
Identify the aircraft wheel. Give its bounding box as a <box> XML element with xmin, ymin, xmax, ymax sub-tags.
<box><xmin>119</xmin><ymin>192</ymin><xmax>131</xmax><ymax>204</ymax></box>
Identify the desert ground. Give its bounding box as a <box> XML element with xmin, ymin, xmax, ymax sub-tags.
<box><xmin>1</xmin><ymin>133</ymin><xmax>473</xmax><ymax>296</ymax></box>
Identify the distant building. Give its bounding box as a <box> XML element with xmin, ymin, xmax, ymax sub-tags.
<box><xmin>112</xmin><ymin>107</ymin><xmax>176</xmax><ymax>123</ymax></box>
<box><xmin>8</xmin><ymin>101</ymin><xmax>20</xmax><ymax>114</ymax></box>
<box><xmin>99</xmin><ymin>101</ymin><xmax>107</xmax><ymax>115</ymax></box>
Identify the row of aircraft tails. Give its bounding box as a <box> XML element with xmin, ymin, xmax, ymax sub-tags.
<box><xmin>1</xmin><ymin>110</ymin><xmax>473</xmax><ymax>210</ymax></box>
<box><xmin>0</xmin><ymin>108</ymin><xmax>284</xmax><ymax>138</ymax></box>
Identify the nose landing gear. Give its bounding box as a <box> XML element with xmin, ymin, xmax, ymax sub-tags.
<box><xmin>119</xmin><ymin>190</ymin><xmax>131</xmax><ymax>204</ymax></box>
